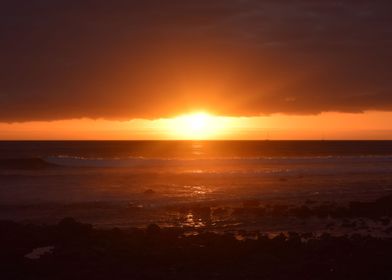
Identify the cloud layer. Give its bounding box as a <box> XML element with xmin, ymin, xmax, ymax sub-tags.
<box><xmin>1</xmin><ymin>0</ymin><xmax>392</xmax><ymax>121</ymax></box>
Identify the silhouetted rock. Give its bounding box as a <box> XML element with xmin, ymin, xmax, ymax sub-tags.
<box><xmin>143</xmin><ymin>189</ymin><xmax>156</xmax><ymax>195</ymax></box>
<box><xmin>146</xmin><ymin>223</ymin><xmax>161</xmax><ymax>235</ymax></box>
<box><xmin>212</xmin><ymin>207</ymin><xmax>228</xmax><ymax>217</ymax></box>
<box><xmin>2</xmin><ymin>220</ymin><xmax>392</xmax><ymax>279</ymax></box>
<box><xmin>192</xmin><ymin>206</ymin><xmax>211</xmax><ymax>219</ymax></box>
<box><xmin>56</xmin><ymin>217</ymin><xmax>93</xmax><ymax>244</ymax></box>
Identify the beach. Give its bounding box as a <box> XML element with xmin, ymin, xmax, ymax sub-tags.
<box><xmin>3</xmin><ymin>141</ymin><xmax>392</xmax><ymax>278</ymax></box>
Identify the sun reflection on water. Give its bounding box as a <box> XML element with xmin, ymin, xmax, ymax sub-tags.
<box><xmin>183</xmin><ymin>185</ymin><xmax>212</xmax><ymax>197</ymax></box>
<box><xmin>183</xmin><ymin>212</ymin><xmax>206</xmax><ymax>228</ymax></box>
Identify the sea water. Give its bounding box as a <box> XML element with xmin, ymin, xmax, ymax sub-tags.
<box><xmin>1</xmin><ymin>141</ymin><xmax>392</xmax><ymax>229</ymax></box>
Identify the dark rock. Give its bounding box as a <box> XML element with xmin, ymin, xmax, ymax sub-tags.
<box><xmin>143</xmin><ymin>189</ymin><xmax>156</xmax><ymax>195</ymax></box>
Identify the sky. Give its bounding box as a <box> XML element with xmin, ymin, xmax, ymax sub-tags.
<box><xmin>1</xmin><ymin>1</ymin><xmax>392</xmax><ymax>139</ymax></box>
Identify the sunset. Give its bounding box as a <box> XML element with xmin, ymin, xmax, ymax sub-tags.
<box><xmin>2</xmin><ymin>111</ymin><xmax>392</xmax><ymax>140</ymax></box>
<box><xmin>2</xmin><ymin>1</ymin><xmax>392</xmax><ymax>279</ymax></box>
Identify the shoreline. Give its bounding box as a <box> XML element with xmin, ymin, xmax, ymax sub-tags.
<box><xmin>2</xmin><ymin>217</ymin><xmax>392</xmax><ymax>279</ymax></box>
<box><xmin>3</xmin><ymin>194</ymin><xmax>392</xmax><ymax>238</ymax></box>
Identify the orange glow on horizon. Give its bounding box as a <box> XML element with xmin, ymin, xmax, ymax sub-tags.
<box><xmin>0</xmin><ymin>111</ymin><xmax>392</xmax><ymax>140</ymax></box>
<box><xmin>164</xmin><ymin>112</ymin><xmax>233</xmax><ymax>140</ymax></box>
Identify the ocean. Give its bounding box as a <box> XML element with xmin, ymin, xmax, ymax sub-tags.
<box><xmin>1</xmin><ymin>140</ymin><xmax>392</xmax><ymax>231</ymax></box>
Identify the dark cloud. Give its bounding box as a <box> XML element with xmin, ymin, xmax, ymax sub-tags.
<box><xmin>1</xmin><ymin>0</ymin><xmax>392</xmax><ymax>121</ymax></box>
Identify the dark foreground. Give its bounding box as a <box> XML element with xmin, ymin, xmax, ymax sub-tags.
<box><xmin>2</xmin><ymin>218</ymin><xmax>392</xmax><ymax>280</ymax></box>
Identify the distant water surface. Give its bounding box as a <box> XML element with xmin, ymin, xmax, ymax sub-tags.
<box><xmin>1</xmin><ymin>141</ymin><xmax>392</xmax><ymax>229</ymax></box>
<box><xmin>2</xmin><ymin>140</ymin><xmax>392</xmax><ymax>159</ymax></box>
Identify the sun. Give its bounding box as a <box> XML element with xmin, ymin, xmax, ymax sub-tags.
<box><xmin>185</xmin><ymin>112</ymin><xmax>209</xmax><ymax>132</ymax></box>
<box><xmin>168</xmin><ymin>112</ymin><xmax>227</xmax><ymax>139</ymax></box>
